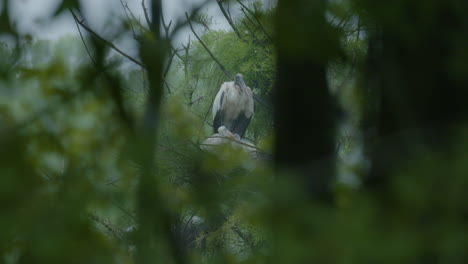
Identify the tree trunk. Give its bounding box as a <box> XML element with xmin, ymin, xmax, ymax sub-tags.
<box><xmin>273</xmin><ymin>0</ymin><xmax>339</xmax><ymax>202</ymax></box>
<box><xmin>362</xmin><ymin>1</ymin><xmax>468</xmax><ymax>192</ymax></box>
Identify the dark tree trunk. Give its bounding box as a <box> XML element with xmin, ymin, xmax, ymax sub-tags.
<box><xmin>359</xmin><ymin>3</ymin><xmax>468</xmax><ymax>261</ymax></box>
<box><xmin>362</xmin><ymin>1</ymin><xmax>468</xmax><ymax>191</ymax></box>
<box><xmin>273</xmin><ymin>0</ymin><xmax>339</xmax><ymax>203</ymax></box>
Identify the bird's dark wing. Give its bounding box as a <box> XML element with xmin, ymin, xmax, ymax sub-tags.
<box><xmin>213</xmin><ymin>109</ymin><xmax>224</xmax><ymax>134</ymax></box>
<box><xmin>213</xmin><ymin>110</ymin><xmax>225</xmax><ymax>134</ymax></box>
<box><xmin>232</xmin><ymin>114</ymin><xmax>252</xmax><ymax>137</ymax></box>
<box><xmin>232</xmin><ymin>92</ymin><xmax>254</xmax><ymax>137</ymax></box>
<box><xmin>220</xmin><ymin>91</ymin><xmax>225</xmax><ymax>106</ymax></box>
<box><xmin>213</xmin><ymin>91</ymin><xmax>225</xmax><ymax>133</ymax></box>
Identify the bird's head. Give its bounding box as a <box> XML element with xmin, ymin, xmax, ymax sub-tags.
<box><xmin>218</xmin><ymin>126</ymin><xmax>235</xmax><ymax>138</ymax></box>
<box><xmin>234</xmin><ymin>73</ymin><xmax>246</xmax><ymax>90</ymax></box>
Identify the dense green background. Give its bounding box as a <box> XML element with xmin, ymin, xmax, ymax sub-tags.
<box><xmin>0</xmin><ymin>0</ymin><xmax>467</xmax><ymax>263</ymax></box>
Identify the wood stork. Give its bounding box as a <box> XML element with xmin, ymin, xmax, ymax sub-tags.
<box><xmin>212</xmin><ymin>74</ymin><xmax>254</xmax><ymax>137</ymax></box>
<box><xmin>201</xmin><ymin>126</ymin><xmax>257</xmax><ymax>156</ymax></box>
<box><xmin>201</xmin><ymin>125</ymin><xmax>236</xmax><ymax>151</ymax></box>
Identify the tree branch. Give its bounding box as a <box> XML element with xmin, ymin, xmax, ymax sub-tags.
<box><xmin>241</xmin><ymin>20</ymin><xmax>260</xmax><ymax>42</ymax></box>
<box><xmin>185</xmin><ymin>12</ymin><xmax>232</xmax><ymax>79</ymax></box>
<box><xmin>73</xmin><ymin>14</ymin><xmax>96</xmax><ymax>66</ymax></box>
<box><xmin>188</xmin><ymin>96</ymin><xmax>206</xmax><ymax>106</ymax></box>
<box><xmin>216</xmin><ymin>0</ymin><xmax>243</xmax><ymax>40</ymax></box>
<box><xmin>236</xmin><ymin>1</ymin><xmax>272</xmax><ymax>41</ymax></box>
<box><xmin>141</xmin><ymin>0</ymin><xmax>152</xmax><ymax>28</ymax></box>
<box><xmin>240</xmin><ymin>7</ymin><xmax>258</xmax><ymax>33</ymax></box>
<box><xmin>70</xmin><ymin>9</ymin><xmax>145</xmax><ymax>68</ymax></box>
<box><xmin>253</xmin><ymin>93</ymin><xmax>271</xmax><ymax>110</ymax></box>
<box><xmin>71</xmin><ymin>8</ymin><xmax>178</xmax><ymax>95</ymax></box>
<box><xmin>120</xmin><ymin>0</ymin><xmax>137</xmax><ymax>38</ymax></box>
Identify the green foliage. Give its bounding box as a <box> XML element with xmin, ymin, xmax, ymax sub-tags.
<box><xmin>0</xmin><ymin>35</ymin><xmax>134</xmax><ymax>262</ymax></box>
<box><xmin>0</xmin><ymin>0</ymin><xmax>467</xmax><ymax>263</ymax></box>
<box><xmin>173</xmin><ymin>1</ymin><xmax>276</xmax><ymax>145</ymax></box>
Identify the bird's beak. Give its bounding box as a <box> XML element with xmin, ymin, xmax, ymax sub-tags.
<box><xmin>226</xmin><ymin>129</ymin><xmax>235</xmax><ymax>138</ymax></box>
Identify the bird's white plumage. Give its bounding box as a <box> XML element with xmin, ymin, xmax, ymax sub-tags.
<box><xmin>212</xmin><ymin>74</ymin><xmax>254</xmax><ymax>137</ymax></box>
<box><xmin>201</xmin><ymin>126</ymin><xmax>257</xmax><ymax>156</ymax></box>
<box><xmin>201</xmin><ymin>126</ymin><xmax>236</xmax><ymax>151</ymax></box>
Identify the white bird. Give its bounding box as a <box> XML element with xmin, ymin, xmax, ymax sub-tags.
<box><xmin>200</xmin><ymin>126</ymin><xmax>236</xmax><ymax>152</ymax></box>
<box><xmin>212</xmin><ymin>73</ymin><xmax>255</xmax><ymax>137</ymax></box>
<box><xmin>201</xmin><ymin>126</ymin><xmax>257</xmax><ymax>156</ymax></box>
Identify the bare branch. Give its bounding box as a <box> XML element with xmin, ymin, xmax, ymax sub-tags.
<box><xmin>120</xmin><ymin>0</ymin><xmax>137</xmax><ymax>38</ymax></box>
<box><xmin>70</xmin><ymin>9</ymin><xmax>145</xmax><ymax>68</ymax></box>
<box><xmin>226</xmin><ymin>2</ymin><xmax>233</xmax><ymax>21</ymax></box>
<box><xmin>197</xmin><ymin>13</ymin><xmax>212</xmax><ymax>32</ymax></box>
<box><xmin>216</xmin><ymin>0</ymin><xmax>243</xmax><ymax>40</ymax></box>
<box><xmin>351</xmin><ymin>17</ymin><xmax>361</xmax><ymax>72</ymax></box>
<box><xmin>135</xmin><ymin>0</ymin><xmax>186</xmax><ymax>262</ymax></box>
<box><xmin>142</xmin><ymin>0</ymin><xmax>152</xmax><ymax>27</ymax></box>
<box><xmin>188</xmin><ymin>96</ymin><xmax>206</xmax><ymax>106</ymax></box>
<box><xmin>73</xmin><ymin>13</ymin><xmax>96</xmax><ymax>65</ymax></box>
<box><xmin>336</xmin><ymin>13</ymin><xmax>354</xmax><ymax>29</ymax></box>
<box><xmin>112</xmin><ymin>201</ymin><xmax>137</xmax><ymax>222</ymax></box>
<box><xmin>72</xmin><ymin>8</ymin><xmax>175</xmax><ymax>96</ymax></box>
<box><xmin>186</xmin><ymin>12</ymin><xmax>232</xmax><ymax>79</ymax></box>
<box><xmin>163</xmin><ymin>50</ymin><xmax>177</xmax><ymax>87</ymax></box>
<box><xmin>160</xmin><ymin>7</ymin><xmax>172</xmax><ymax>39</ymax></box>
<box><xmin>106</xmin><ymin>177</ymin><xmax>120</xmax><ymax>186</ymax></box>
<box><xmin>240</xmin><ymin>7</ymin><xmax>259</xmax><ymax>33</ymax></box>
<box><xmin>173</xmin><ymin>46</ymin><xmax>184</xmax><ymax>62</ymax></box>
<box><xmin>236</xmin><ymin>0</ymin><xmax>272</xmax><ymax>41</ymax></box>
<box><xmin>89</xmin><ymin>214</ymin><xmax>125</xmax><ymax>239</ymax></box>
<box><xmin>241</xmin><ymin>20</ymin><xmax>259</xmax><ymax>42</ymax></box>
<box><xmin>168</xmin><ymin>0</ymin><xmax>211</xmax><ymax>39</ymax></box>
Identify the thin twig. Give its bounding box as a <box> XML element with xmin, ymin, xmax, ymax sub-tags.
<box><xmin>336</xmin><ymin>13</ymin><xmax>353</xmax><ymax>29</ymax></box>
<box><xmin>168</xmin><ymin>1</ymin><xmax>211</xmax><ymax>39</ymax></box>
<box><xmin>350</xmin><ymin>17</ymin><xmax>361</xmax><ymax>72</ymax></box>
<box><xmin>72</xmin><ymin>8</ymin><xmax>176</xmax><ymax>96</ymax></box>
<box><xmin>70</xmin><ymin>9</ymin><xmax>145</xmax><ymax>68</ymax></box>
<box><xmin>241</xmin><ymin>20</ymin><xmax>259</xmax><ymax>42</ymax></box>
<box><xmin>160</xmin><ymin>7</ymin><xmax>172</xmax><ymax>39</ymax></box>
<box><xmin>240</xmin><ymin>7</ymin><xmax>259</xmax><ymax>33</ymax></box>
<box><xmin>89</xmin><ymin>213</ymin><xmax>126</xmax><ymax>239</ymax></box>
<box><xmin>73</xmin><ymin>16</ymin><xmax>96</xmax><ymax>65</ymax></box>
<box><xmin>106</xmin><ymin>177</ymin><xmax>121</xmax><ymax>186</ymax></box>
<box><xmin>112</xmin><ymin>201</ymin><xmax>137</xmax><ymax>222</ymax></box>
<box><xmin>172</xmin><ymin>47</ymin><xmax>184</xmax><ymax>62</ymax></box>
<box><xmin>236</xmin><ymin>0</ymin><xmax>272</xmax><ymax>41</ymax></box>
<box><xmin>141</xmin><ymin>0</ymin><xmax>152</xmax><ymax>27</ymax></box>
<box><xmin>216</xmin><ymin>0</ymin><xmax>244</xmax><ymax>40</ymax></box>
<box><xmin>188</xmin><ymin>96</ymin><xmax>206</xmax><ymax>106</ymax></box>
<box><xmin>162</xmin><ymin>50</ymin><xmax>177</xmax><ymax>94</ymax></box>
<box><xmin>120</xmin><ymin>0</ymin><xmax>137</xmax><ymax>38</ymax></box>
<box><xmin>186</xmin><ymin>12</ymin><xmax>232</xmax><ymax>79</ymax></box>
